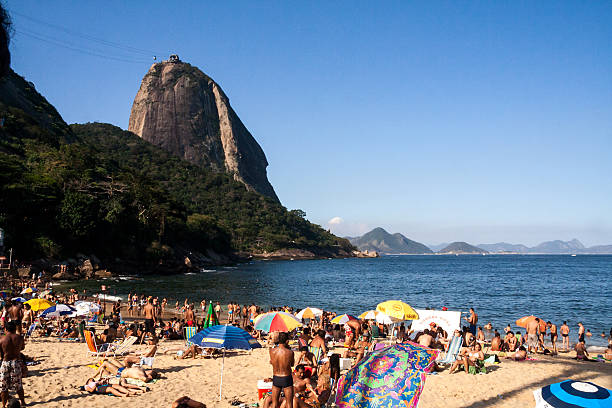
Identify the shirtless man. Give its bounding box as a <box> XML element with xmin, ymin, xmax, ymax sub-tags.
<box><xmin>269</xmin><ymin>332</ymin><xmax>294</xmax><ymax>408</ymax></box>
<box><xmin>575</xmin><ymin>340</ymin><xmax>589</xmax><ymax>360</ymax></box>
<box><xmin>292</xmin><ymin>364</ymin><xmax>317</xmax><ymax>408</ymax></box>
<box><xmin>548</xmin><ymin>321</ymin><xmax>558</xmax><ymax>355</ymax></box>
<box><xmin>526</xmin><ymin>318</ymin><xmax>541</xmax><ymax>353</ymax></box>
<box><xmin>505</xmin><ymin>331</ymin><xmax>517</xmax><ymax>352</ymax></box>
<box><xmin>143</xmin><ymin>298</ymin><xmax>157</xmax><ymax>341</ymax></box>
<box><xmin>476</xmin><ymin>327</ymin><xmax>485</xmax><ymax>343</ymax></box>
<box><xmin>22</xmin><ymin>304</ymin><xmax>33</xmax><ymax>332</ymax></box>
<box><xmin>309</xmin><ymin>329</ymin><xmax>328</xmax><ymax>356</ymax></box>
<box><xmin>227</xmin><ymin>302</ymin><xmax>233</xmax><ymax>324</ymax></box>
<box><xmin>0</xmin><ymin>321</ymin><xmax>25</xmax><ymax>407</ymax></box>
<box><xmin>417</xmin><ymin>329</ymin><xmax>434</xmax><ymax>348</ymax></box>
<box><xmin>94</xmin><ymin>359</ymin><xmax>160</xmax><ymax>382</ymax></box>
<box><xmin>344</xmin><ymin>319</ymin><xmax>361</xmax><ymax>348</ymax></box>
<box><xmin>578</xmin><ymin>322</ymin><xmax>585</xmax><ymax>344</ymax></box>
<box><xmin>464</xmin><ymin>308</ymin><xmax>478</xmax><ymax>336</ymax></box>
<box><xmin>560</xmin><ymin>321</ymin><xmax>570</xmax><ymax>351</ymax></box>
<box><xmin>7</xmin><ymin>302</ymin><xmax>23</xmax><ymax>336</ymax></box>
<box><xmin>184</xmin><ymin>305</ymin><xmax>195</xmax><ymax>327</ymax></box>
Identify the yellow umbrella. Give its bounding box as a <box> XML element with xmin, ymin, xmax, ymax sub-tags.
<box><xmin>24</xmin><ymin>298</ymin><xmax>55</xmax><ymax>312</ymax></box>
<box><xmin>376</xmin><ymin>300</ymin><xmax>419</xmax><ymax>321</ymax></box>
<box><xmin>359</xmin><ymin>310</ymin><xmax>379</xmax><ymax>320</ymax></box>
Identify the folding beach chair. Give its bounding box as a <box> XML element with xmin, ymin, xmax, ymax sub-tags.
<box><xmin>112</xmin><ymin>336</ymin><xmax>138</xmax><ymax>356</ymax></box>
<box><xmin>309</xmin><ymin>346</ymin><xmax>324</xmax><ymax>364</ymax></box>
<box><xmin>184</xmin><ymin>326</ymin><xmax>197</xmax><ymax>346</ymax></box>
<box><xmin>436</xmin><ymin>336</ymin><xmax>463</xmax><ymax>365</ymax></box>
<box><xmin>24</xmin><ymin>322</ymin><xmax>38</xmax><ymax>341</ymax></box>
<box><xmin>83</xmin><ymin>330</ymin><xmax>114</xmax><ymax>358</ymax></box>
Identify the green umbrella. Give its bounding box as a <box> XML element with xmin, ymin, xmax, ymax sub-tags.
<box><xmin>203</xmin><ymin>302</ymin><xmax>219</xmax><ymax>328</ymax></box>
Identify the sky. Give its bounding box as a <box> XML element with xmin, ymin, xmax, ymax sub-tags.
<box><xmin>5</xmin><ymin>1</ymin><xmax>612</xmax><ymax>246</ymax></box>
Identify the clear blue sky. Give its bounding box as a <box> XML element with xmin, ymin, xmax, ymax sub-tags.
<box><xmin>5</xmin><ymin>1</ymin><xmax>612</xmax><ymax>246</ymax></box>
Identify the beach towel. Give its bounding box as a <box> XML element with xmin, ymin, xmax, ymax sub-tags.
<box><xmin>124</xmin><ymin>378</ymin><xmax>159</xmax><ymax>387</ymax></box>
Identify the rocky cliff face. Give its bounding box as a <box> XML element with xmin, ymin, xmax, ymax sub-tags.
<box><xmin>128</xmin><ymin>60</ymin><xmax>278</xmax><ymax>201</ymax></box>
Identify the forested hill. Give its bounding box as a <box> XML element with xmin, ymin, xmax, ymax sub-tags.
<box><xmin>0</xmin><ymin>70</ymin><xmax>353</xmax><ymax>273</ymax></box>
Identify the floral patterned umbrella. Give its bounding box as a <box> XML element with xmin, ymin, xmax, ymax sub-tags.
<box><xmin>336</xmin><ymin>342</ymin><xmax>439</xmax><ymax>408</ymax></box>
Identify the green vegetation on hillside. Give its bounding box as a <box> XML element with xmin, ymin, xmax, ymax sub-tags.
<box><xmin>0</xmin><ymin>71</ymin><xmax>353</xmax><ymax>266</ymax></box>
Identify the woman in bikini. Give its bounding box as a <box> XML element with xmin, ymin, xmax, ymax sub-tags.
<box><xmin>449</xmin><ymin>343</ymin><xmax>484</xmax><ymax>374</ymax></box>
<box><xmin>83</xmin><ymin>377</ymin><xmax>147</xmax><ymax>397</ymax></box>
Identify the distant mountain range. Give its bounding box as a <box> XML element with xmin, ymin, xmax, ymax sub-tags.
<box><xmin>476</xmin><ymin>239</ymin><xmax>611</xmax><ymax>254</ymax></box>
<box><xmin>347</xmin><ymin>228</ymin><xmax>433</xmax><ymax>254</ymax></box>
<box><xmin>351</xmin><ymin>228</ymin><xmax>612</xmax><ymax>254</ymax></box>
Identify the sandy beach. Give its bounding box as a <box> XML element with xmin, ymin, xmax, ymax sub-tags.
<box><xmin>20</xmin><ymin>336</ymin><xmax>612</xmax><ymax>408</ymax></box>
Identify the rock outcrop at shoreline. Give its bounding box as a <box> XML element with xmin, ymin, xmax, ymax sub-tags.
<box><xmin>128</xmin><ymin>58</ymin><xmax>279</xmax><ymax>201</ymax></box>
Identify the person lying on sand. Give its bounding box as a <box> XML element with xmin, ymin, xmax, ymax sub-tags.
<box><xmin>82</xmin><ymin>377</ymin><xmax>147</xmax><ymax>397</ymax></box>
<box><xmin>449</xmin><ymin>343</ymin><xmax>484</xmax><ymax>374</ymax></box>
<box><xmin>172</xmin><ymin>396</ymin><xmax>206</xmax><ymax>408</ymax></box>
<box><xmin>506</xmin><ymin>346</ymin><xmax>527</xmax><ymax>361</ymax></box>
<box><xmin>93</xmin><ymin>359</ymin><xmax>160</xmax><ymax>382</ymax></box>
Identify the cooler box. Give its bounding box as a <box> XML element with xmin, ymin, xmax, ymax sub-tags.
<box><xmin>340</xmin><ymin>358</ymin><xmax>352</xmax><ymax>370</ymax></box>
<box><xmin>258</xmin><ymin>380</ymin><xmax>272</xmax><ymax>399</ymax></box>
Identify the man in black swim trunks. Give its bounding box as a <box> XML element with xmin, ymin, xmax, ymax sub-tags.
<box><xmin>269</xmin><ymin>332</ymin><xmax>294</xmax><ymax>408</ymax></box>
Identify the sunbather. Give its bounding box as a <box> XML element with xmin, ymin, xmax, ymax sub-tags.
<box><xmin>82</xmin><ymin>377</ymin><xmax>147</xmax><ymax>397</ymax></box>
<box><xmin>449</xmin><ymin>343</ymin><xmax>484</xmax><ymax>374</ymax></box>
<box><xmin>93</xmin><ymin>359</ymin><xmax>160</xmax><ymax>382</ymax></box>
<box><xmin>506</xmin><ymin>346</ymin><xmax>527</xmax><ymax>361</ymax></box>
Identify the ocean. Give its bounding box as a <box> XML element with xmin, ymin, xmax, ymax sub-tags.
<box><xmin>57</xmin><ymin>254</ymin><xmax>612</xmax><ymax>347</ymax></box>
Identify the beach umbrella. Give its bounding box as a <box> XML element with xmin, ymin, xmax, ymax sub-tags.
<box><xmin>376</xmin><ymin>300</ymin><xmax>419</xmax><ymax>321</ymax></box>
<box><xmin>189</xmin><ymin>325</ymin><xmax>262</xmax><ymax>400</ymax></box>
<box><xmin>375</xmin><ymin>312</ymin><xmax>395</xmax><ymax>325</ymax></box>
<box><xmin>11</xmin><ymin>297</ymin><xmax>26</xmax><ymax>303</ymax></box>
<box><xmin>40</xmin><ymin>304</ymin><xmax>77</xmax><ymax>318</ymax></box>
<box><xmin>203</xmin><ymin>302</ymin><xmax>219</xmax><ymax>328</ymax></box>
<box><xmin>254</xmin><ymin>312</ymin><xmax>302</xmax><ymax>333</ymax></box>
<box><xmin>21</xmin><ymin>287</ymin><xmax>37</xmax><ymax>295</ymax></box>
<box><xmin>336</xmin><ymin>341</ymin><xmax>439</xmax><ymax>408</ymax></box>
<box><xmin>533</xmin><ymin>380</ymin><xmax>611</xmax><ymax>407</ymax></box>
<box><xmin>74</xmin><ymin>301</ymin><xmax>102</xmax><ymax>315</ymax></box>
<box><xmin>331</xmin><ymin>314</ymin><xmax>359</xmax><ymax>325</ymax></box>
<box><xmin>516</xmin><ymin>315</ymin><xmax>547</xmax><ymax>332</ymax></box>
<box><xmin>24</xmin><ymin>298</ymin><xmax>55</xmax><ymax>311</ymax></box>
<box><xmin>296</xmin><ymin>307</ymin><xmax>323</xmax><ymax>320</ymax></box>
<box><xmin>358</xmin><ymin>310</ymin><xmax>378</xmax><ymax>320</ymax></box>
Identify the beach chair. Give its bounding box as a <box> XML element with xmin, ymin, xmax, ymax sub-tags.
<box><xmin>24</xmin><ymin>322</ymin><xmax>38</xmax><ymax>341</ymax></box>
<box><xmin>437</xmin><ymin>336</ymin><xmax>463</xmax><ymax>365</ymax></box>
<box><xmin>83</xmin><ymin>330</ymin><xmax>114</xmax><ymax>358</ymax></box>
<box><xmin>112</xmin><ymin>336</ymin><xmax>138</xmax><ymax>356</ymax></box>
<box><xmin>184</xmin><ymin>326</ymin><xmax>197</xmax><ymax>346</ymax></box>
<box><xmin>309</xmin><ymin>346</ymin><xmax>324</xmax><ymax>364</ymax></box>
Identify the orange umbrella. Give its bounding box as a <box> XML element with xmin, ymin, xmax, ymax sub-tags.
<box><xmin>516</xmin><ymin>315</ymin><xmax>547</xmax><ymax>332</ymax></box>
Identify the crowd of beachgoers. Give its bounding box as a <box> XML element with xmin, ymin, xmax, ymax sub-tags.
<box><xmin>0</xmin><ymin>273</ymin><xmax>610</xmax><ymax>408</ymax></box>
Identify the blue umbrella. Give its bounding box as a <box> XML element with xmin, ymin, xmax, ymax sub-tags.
<box><xmin>11</xmin><ymin>297</ymin><xmax>26</xmax><ymax>303</ymax></box>
<box><xmin>40</xmin><ymin>304</ymin><xmax>77</xmax><ymax>318</ymax></box>
<box><xmin>188</xmin><ymin>325</ymin><xmax>261</xmax><ymax>400</ymax></box>
<box><xmin>189</xmin><ymin>325</ymin><xmax>262</xmax><ymax>350</ymax></box>
<box><xmin>534</xmin><ymin>380</ymin><xmax>611</xmax><ymax>407</ymax></box>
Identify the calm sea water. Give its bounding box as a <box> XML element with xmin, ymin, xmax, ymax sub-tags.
<box><xmin>57</xmin><ymin>255</ymin><xmax>612</xmax><ymax>347</ymax></box>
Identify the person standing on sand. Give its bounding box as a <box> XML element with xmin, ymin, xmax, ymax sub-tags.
<box><xmin>269</xmin><ymin>332</ymin><xmax>294</xmax><ymax>408</ymax></box>
<box><xmin>184</xmin><ymin>305</ymin><xmax>195</xmax><ymax>327</ymax></box>
<box><xmin>526</xmin><ymin>318</ymin><xmax>540</xmax><ymax>353</ymax></box>
<box><xmin>227</xmin><ymin>302</ymin><xmax>233</xmax><ymax>324</ymax></box>
<box><xmin>242</xmin><ymin>305</ymin><xmax>248</xmax><ymax>328</ymax></box>
<box><xmin>200</xmin><ymin>299</ymin><xmax>206</xmax><ymax>314</ymax></box>
<box><xmin>215</xmin><ymin>302</ymin><xmax>221</xmax><ymax>319</ymax></box>
<box><xmin>547</xmin><ymin>321</ymin><xmax>558</xmax><ymax>355</ymax></box>
<box><xmin>578</xmin><ymin>322</ymin><xmax>585</xmax><ymax>344</ymax></box>
<box><xmin>143</xmin><ymin>297</ymin><xmax>157</xmax><ymax>341</ymax></box>
<box><xmin>464</xmin><ymin>308</ymin><xmax>478</xmax><ymax>336</ymax></box>
<box><xmin>560</xmin><ymin>321</ymin><xmax>570</xmax><ymax>351</ymax></box>
<box><xmin>0</xmin><ymin>321</ymin><xmax>26</xmax><ymax>408</ymax></box>
<box><xmin>7</xmin><ymin>302</ymin><xmax>23</xmax><ymax>336</ymax></box>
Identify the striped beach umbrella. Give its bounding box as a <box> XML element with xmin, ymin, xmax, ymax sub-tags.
<box><xmin>74</xmin><ymin>301</ymin><xmax>102</xmax><ymax>315</ymax></box>
<box><xmin>21</xmin><ymin>287</ymin><xmax>37</xmax><ymax>295</ymax></box>
<box><xmin>296</xmin><ymin>307</ymin><xmax>323</xmax><ymax>320</ymax></box>
<box><xmin>254</xmin><ymin>311</ymin><xmax>302</xmax><ymax>333</ymax></box>
<box><xmin>533</xmin><ymin>380</ymin><xmax>611</xmax><ymax>407</ymax></box>
<box><xmin>40</xmin><ymin>304</ymin><xmax>77</xmax><ymax>318</ymax></box>
<box><xmin>331</xmin><ymin>314</ymin><xmax>359</xmax><ymax>325</ymax></box>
